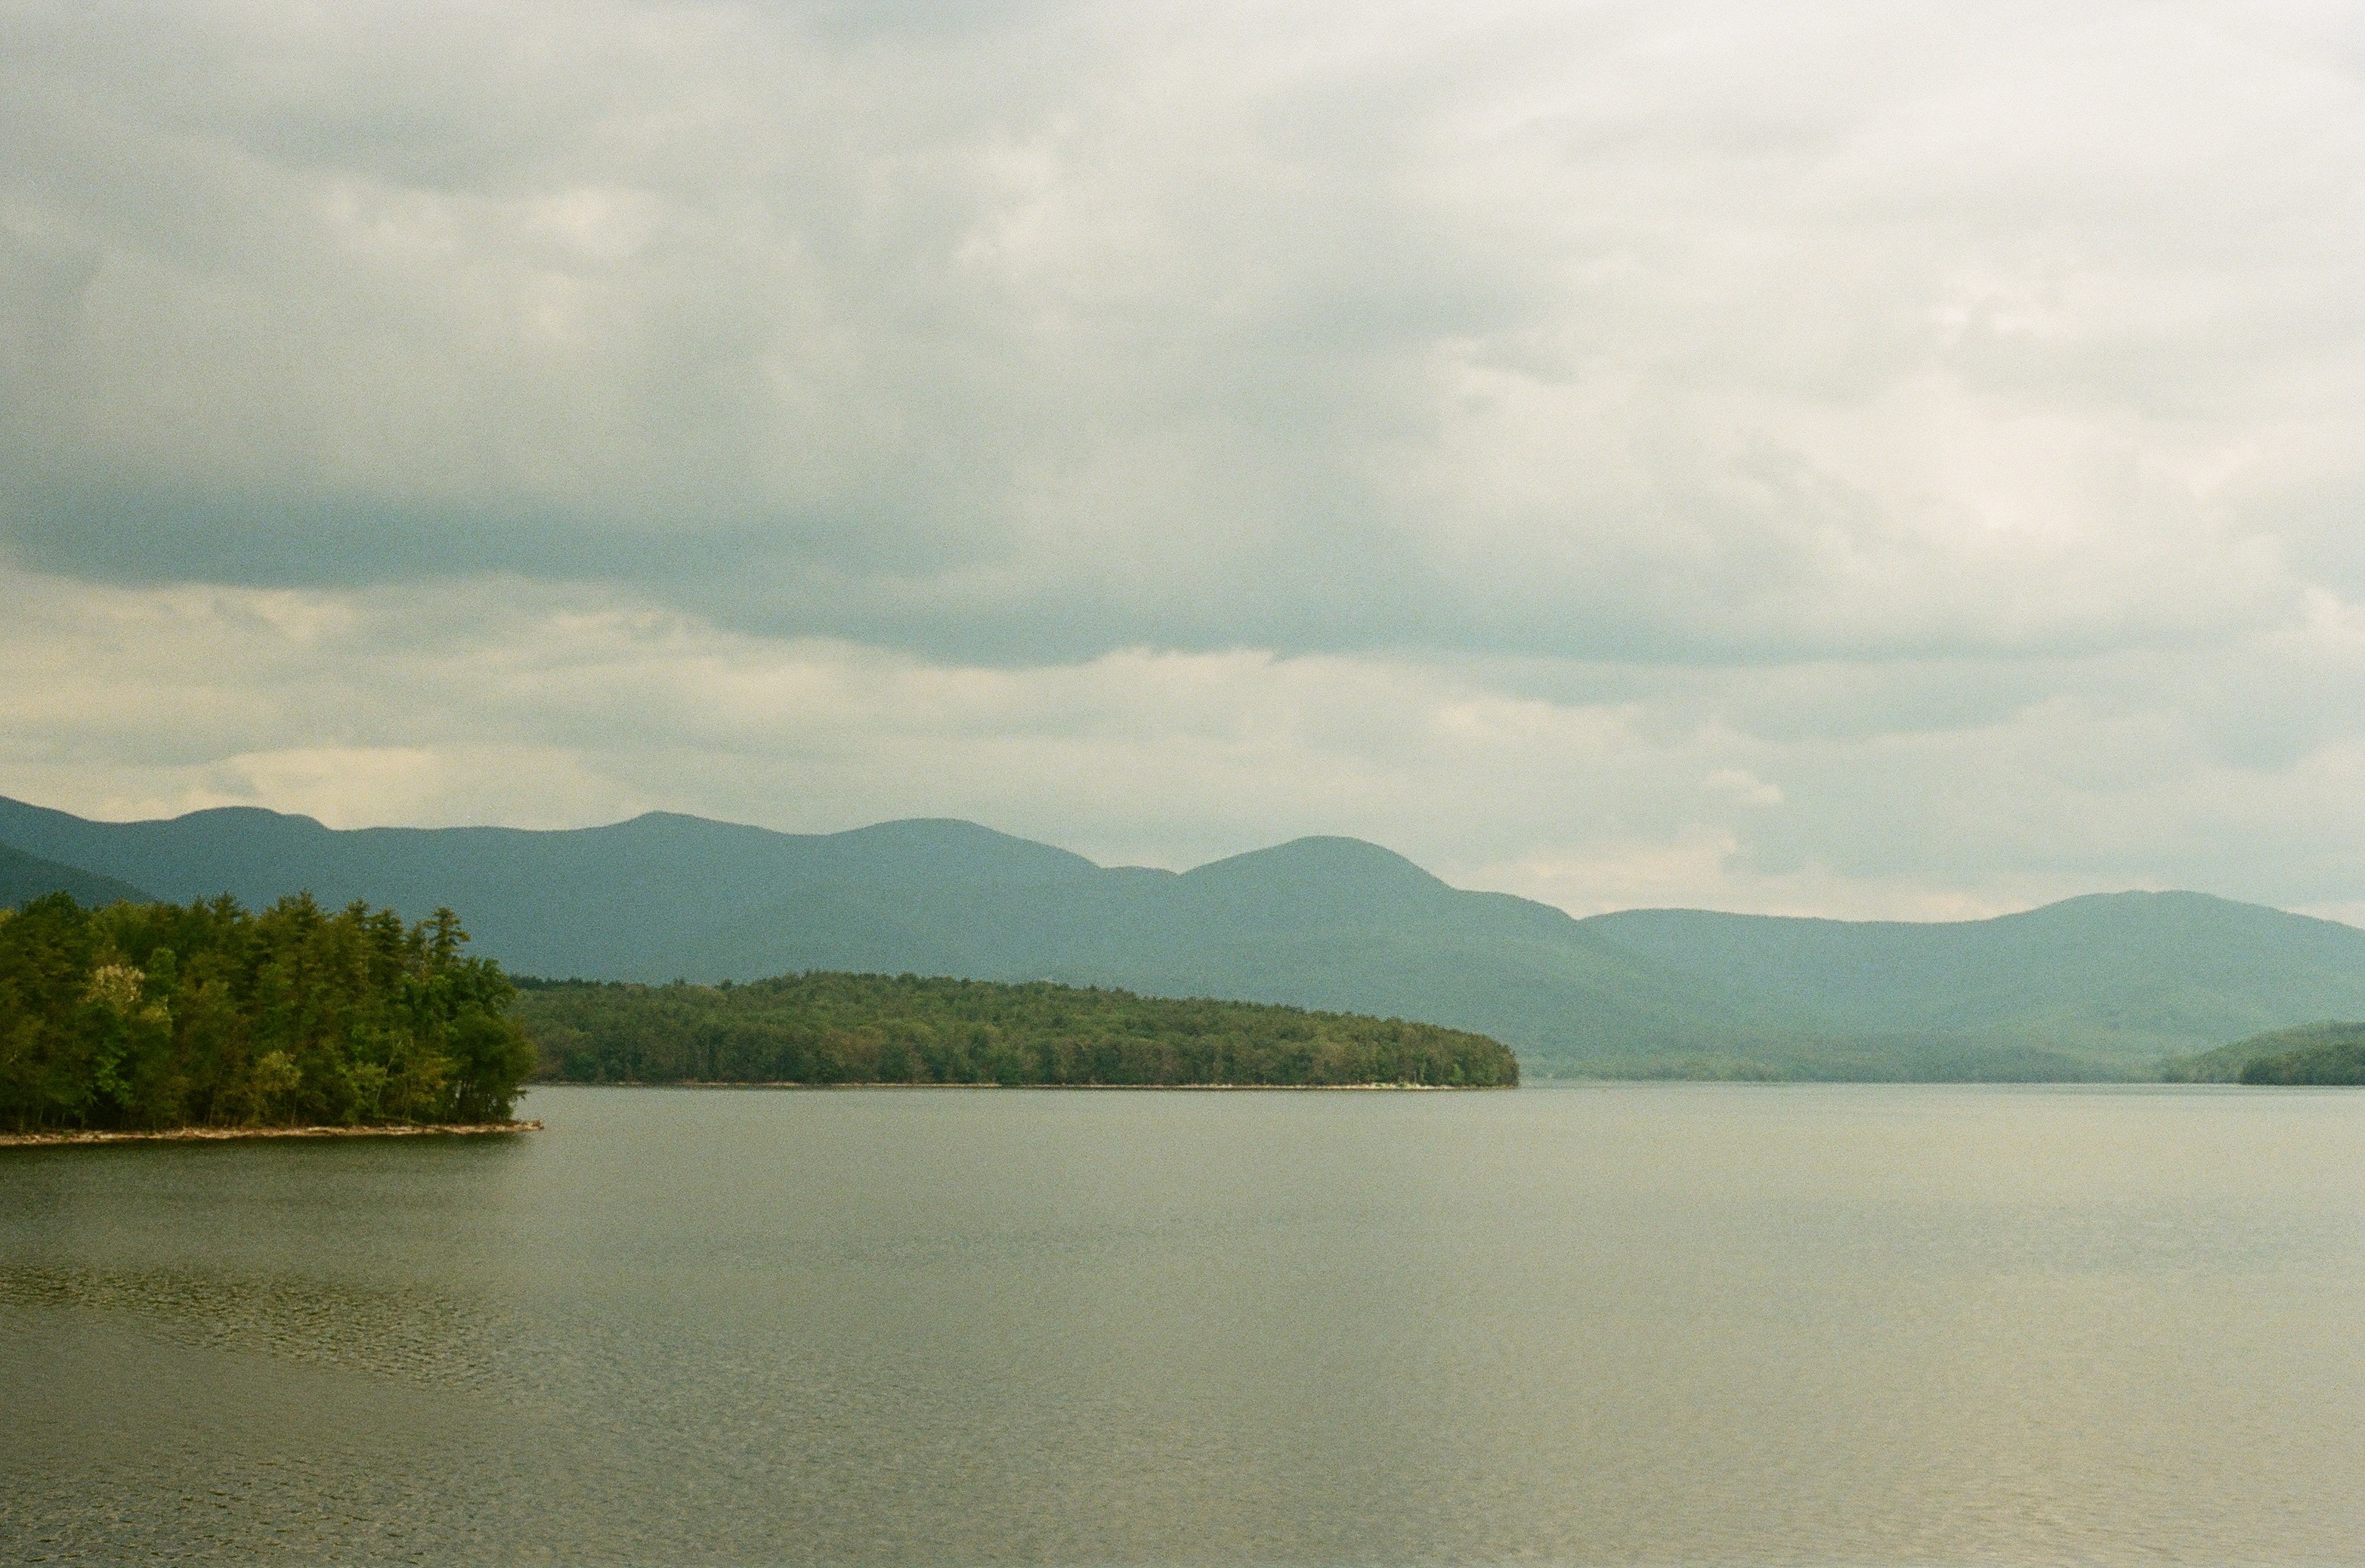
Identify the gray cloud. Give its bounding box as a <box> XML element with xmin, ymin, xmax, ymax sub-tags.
<box><xmin>6</xmin><ymin>0</ymin><xmax>2355</xmax><ymax>664</ymax></box>
<box><xmin>3</xmin><ymin>1</ymin><xmax>2363</xmax><ymax>918</ymax></box>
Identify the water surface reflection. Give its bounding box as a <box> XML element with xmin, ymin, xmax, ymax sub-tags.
<box><xmin>5</xmin><ymin>1084</ymin><xmax>2363</xmax><ymax>1563</ymax></box>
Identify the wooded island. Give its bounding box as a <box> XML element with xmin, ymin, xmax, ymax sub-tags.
<box><xmin>0</xmin><ymin>892</ymin><xmax>536</xmax><ymax>1136</ymax></box>
<box><xmin>517</xmin><ymin>972</ymin><xmax>1522</xmax><ymax>1088</ymax></box>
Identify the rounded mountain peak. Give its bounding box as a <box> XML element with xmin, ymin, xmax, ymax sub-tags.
<box><xmin>1182</xmin><ymin>836</ymin><xmax>1449</xmax><ymax>892</ymax></box>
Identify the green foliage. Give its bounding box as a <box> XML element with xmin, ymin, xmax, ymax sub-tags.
<box><xmin>0</xmin><ymin>892</ymin><xmax>535</xmax><ymax>1133</ymax></box>
<box><xmin>513</xmin><ymin>972</ymin><xmax>1519</xmax><ymax>1088</ymax></box>
<box><xmin>2231</xmin><ymin>1022</ymin><xmax>2365</xmax><ymax>1085</ymax></box>
<box><xmin>2240</xmin><ymin>1041</ymin><xmax>2365</xmax><ymax>1084</ymax></box>
<box><xmin>2161</xmin><ymin>1020</ymin><xmax>2365</xmax><ymax>1084</ymax></box>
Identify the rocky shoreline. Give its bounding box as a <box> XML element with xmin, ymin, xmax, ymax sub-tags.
<box><xmin>0</xmin><ymin>1120</ymin><xmax>543</xmax><ymax>1149</ymax></box>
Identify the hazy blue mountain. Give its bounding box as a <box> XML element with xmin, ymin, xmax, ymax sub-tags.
<box><xmin>6</xmin><ymin>794</ymin><xmax>2363</xmax><ymax>1079</ymax></box>
<box><xmin>1586</xmin><ymin>893</ymin><xmax>2365</xmax><ymax>1066</ymax></box>
<box><xmin>0</xmin><ymin>840</ymin><xmax>153</xmax><ymax>910</ymax></box>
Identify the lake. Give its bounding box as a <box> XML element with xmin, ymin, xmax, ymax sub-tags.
<box><xmin>5</xmin><ymin>1083</ymin><xmax>2364</xmax><ymax>1565</ymax></box>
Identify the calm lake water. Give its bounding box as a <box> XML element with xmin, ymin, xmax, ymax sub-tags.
<box><xmin>5</xmin><ymin>1084</ymin><xmax>2364</xmax><ymax>1565</ymax></box>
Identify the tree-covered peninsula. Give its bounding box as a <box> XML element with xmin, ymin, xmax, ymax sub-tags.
<box><xmin>515</xmin><ymin>972</ymin><xmax>1521</xmax><ymax>1088</ymax></box>
<box><xmin>0</xmin><ymin>892</ymin><xmax>536</xmax><ymax>1135</ymax></box>
<box><xmin>2163</xmin><ymin>1020</ymin><xmax>2365</xmax><ymax>1085</ymax></box>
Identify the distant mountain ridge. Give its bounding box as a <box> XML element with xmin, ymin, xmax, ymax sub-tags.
<box><xmin>5</xmin><ymin>794</ymin><xmax>2363</xmax><ymax>1080</ymax></box>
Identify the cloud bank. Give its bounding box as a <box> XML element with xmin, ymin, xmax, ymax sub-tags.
<box><xmin>4</xmin><ymin>1</ymin><xmax>2363</xmax><ymax>918</ymax></box>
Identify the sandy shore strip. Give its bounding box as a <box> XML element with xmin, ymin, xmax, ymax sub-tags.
<box><xmin>0</xmin><ymin>1120</ymin><xmax>543</xmax><ymax>1148</ymax></box>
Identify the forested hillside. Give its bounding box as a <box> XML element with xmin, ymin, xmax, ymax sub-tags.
<box><xmin>2164</xmin><ymin>1021</ymin><xmax>2365</xmax><ymax>1085</ymax></box>
<box><xmin>515</xmin><ymin>973</ymin><xmax>1520</xmax><ymax>1088</ymax></box>
<box><xmin>0</xmin><ymin>893</ymin><xmax>536</xmax><ymax>1133</ymax></box>
<box><xmin>2237</xmin><ymin>1025</ymin><xmax>2365</xmax><ymax>1084</ymax></box>
<box><xmin>1</xmin><ymin>840</ymin><xmax>151</xmax><ymax>911</ymax></box>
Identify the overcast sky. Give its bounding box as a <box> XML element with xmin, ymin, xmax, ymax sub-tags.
<box><xmin>5</xmin><ymin>0</ymin><xmax>2364</xmax><ymax>920</ymax></box>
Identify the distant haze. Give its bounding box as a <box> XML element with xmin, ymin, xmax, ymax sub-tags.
<box><xmin>4</xmin><ymin>3</ymin><xmax>2363</xmax><ymax>923</ymax></box>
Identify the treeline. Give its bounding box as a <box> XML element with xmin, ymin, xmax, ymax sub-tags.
<box><xmin>0</xmin><ymin>892</ymin><xmax>536</xmax><ymax>1133</ymax></box>
<box><xmin>2234</xmin><ymin>1022</ymin><xmax>2365</xmax><ymax>1085</ymax></box>
<box><xmin>515</xmin><ymin>972</ymin><xmax>1521</xmax><ymax>1088</ymax></box>
<box><xmin>2162</xmin><ymin>1021</ymin><xmax>2365</xmax><ymax>1085</ymax></box>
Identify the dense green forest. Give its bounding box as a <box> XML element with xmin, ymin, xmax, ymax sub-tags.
<box><xmin>2162</xmin><ymin>1021</ymin><xmax>2365</xmax><ymax>1084</ymax></box>
<box><xmin>515</xmin><ymin>972</ymin><xmax>1521</xmax><ymax>1087</ymax></box>
<box><xmin>0</xmin><ymin>892</ymin><xmax>536</xmax><ymax>1133</ymax></box>
<box><xmin>2239</xmin><ymin>1031</ymin><xmax>2365</xmax><ymax>1084</ymax></box>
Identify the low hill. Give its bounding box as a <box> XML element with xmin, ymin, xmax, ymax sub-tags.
<box><xmin>0</xmin><ymin>841</ymin><xmax>152</xmax><ymax>910</ymax></box>
<box><xmin>2165</xmin><ymin>1022</ymin><xmax>2365</xmax><ymax>1085</ymax></box>
<box><xmin>8</xmin><ymin>794</ymin><xmax>2365</xmax><ymax>1080</ymax></box>
<box><xmin>514</xmin><ymin>973</ymin><xmax>1519</xmax><ymax>1088</ymax></box>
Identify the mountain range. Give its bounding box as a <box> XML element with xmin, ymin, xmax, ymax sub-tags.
<box><xmin>5</xmin><ymin>793</ymin><xmax>2363</xmax><ymax>1079</ymax></box>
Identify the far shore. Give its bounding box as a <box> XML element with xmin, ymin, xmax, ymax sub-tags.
<box><xmin>0</xmin><ymin>1120</ymin><xmax>543</xmax><ymax>1149</ymax></box>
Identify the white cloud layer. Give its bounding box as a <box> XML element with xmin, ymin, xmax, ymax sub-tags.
<box><xmin>2</xmin><ymin>1</ymin><xmax>2363</xmax><ymax>918</ymax></box>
